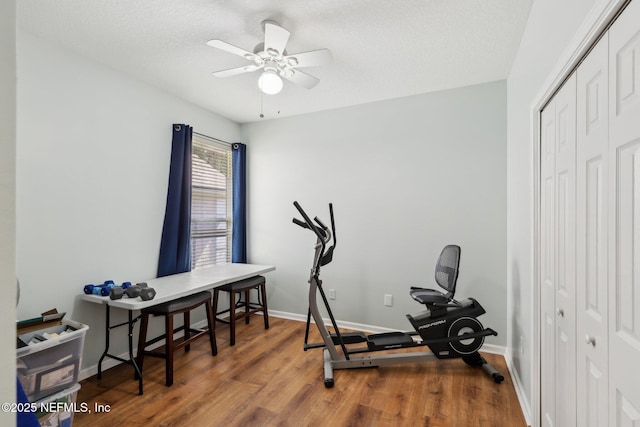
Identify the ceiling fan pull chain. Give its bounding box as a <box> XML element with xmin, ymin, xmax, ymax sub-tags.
<box><xmin>260</xmin><ymin>91</ymin><xmax>264</xmax><ymax>118</ymax></box>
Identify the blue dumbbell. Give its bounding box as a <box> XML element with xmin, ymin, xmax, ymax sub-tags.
<box><xmin>105</xmin><ymin>281</ymin><xmax>131</xmax><ymax>296</ymax></box>
<box><xmin>83</xmin><ymin>280</ymin><xmax>115</xmax><ymax>295</ymax></box>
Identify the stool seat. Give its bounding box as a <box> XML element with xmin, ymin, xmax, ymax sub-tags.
<box><xmin>213</xmin><ymin>275</ymin><xmax>269</xmax><ymax>346</ymax></box>
<box><xmin>218</xmin><ymin>275</ymin><xmax>266</xmax><ymax>292</ymax></box>
<box><xmin>143</xmin><ymin>291</ymin><xmax>212</xmax><ymax>315</ymax></box>
<box><xmin>137</xmin><ymin>290</ymin><xmax>217</xmax><ymax>387</ymax></box>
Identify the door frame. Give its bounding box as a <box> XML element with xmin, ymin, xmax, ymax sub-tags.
<box><xmin>530</xmin><ymin>1</ymin><xmax>629</xmax><ymax>425</ymax></box>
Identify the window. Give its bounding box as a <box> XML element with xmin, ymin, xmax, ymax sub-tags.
<box><xmin>191</xmin><ymin>134</ymin><xmax>232</xmax><ymax>269</ymax></box>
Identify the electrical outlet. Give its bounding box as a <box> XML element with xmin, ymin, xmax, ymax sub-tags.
<box><xmin>329</xmin><ymin>289</ymin><xmax>336</xmax><ymax>300</ymax></box>
<box><xmin>384</xmin><ymin>294</ymin><xmax>393</xmax><ymax>307</ymax></box>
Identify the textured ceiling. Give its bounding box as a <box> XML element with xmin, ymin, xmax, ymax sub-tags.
<box><xmin>17</xmin><ymin>0</ymin><xmax>533</xmax><ymax>124</ymax></box>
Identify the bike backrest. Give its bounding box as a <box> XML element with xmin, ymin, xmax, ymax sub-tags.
<box><xmin>435</xmin><ymin>245</ymin><xmax>461</xmax><ymax>296</ymax></box>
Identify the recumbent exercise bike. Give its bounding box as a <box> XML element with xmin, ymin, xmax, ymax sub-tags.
<box><xmin>292</xmin><ymin>201</ymin><xmax>504</xmax><ymax>388</ymax></box>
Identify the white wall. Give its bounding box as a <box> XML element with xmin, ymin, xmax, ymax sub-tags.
<box><xmin>1</xmin><ymin>1</ymin><xmax>17</xmax><ymax>424</ymax></box>
<box><xmin>243</xmin><ymin>81</ymin><xmax>507</xmax><ymax>343</ymax></box>
<box><xmin>16</xmin><ymin>30</ymin><xmax>241</xmax><ymax>371</ymax></box>
<box><xmin>506</xmin><ymin>0</ymin><xmax>599</xmax><ymax>415</ymax></box>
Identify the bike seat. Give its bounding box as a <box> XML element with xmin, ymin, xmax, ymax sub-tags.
<box><xmin>410</xmin><ymin>288</ymin><xmax>451</xmax><ymax>305</ymax></box>
<box><xmin>411</xmin><ymin>245</ymin><xmax>461</xmax><ymax>306</ymax></box>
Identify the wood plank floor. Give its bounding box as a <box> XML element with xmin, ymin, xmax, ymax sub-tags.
<box><xmin>75</xmin><ymin>316</ymin><xmax>527</xmax><ymax>427</ymax></box>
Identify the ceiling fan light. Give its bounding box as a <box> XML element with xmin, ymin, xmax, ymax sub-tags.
<box><xmin>258</xmin><ymin>70</ymin><xmax>283</xmax><ymax>94</ymax></box>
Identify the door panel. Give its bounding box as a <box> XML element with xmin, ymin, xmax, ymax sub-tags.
<box><xmin>540</xmin><ymin>99</ymin><xmax>556</xmax><ymax>427</ymax></box>
<box><xmin>616</xmin><ymin>391</ymin><xmax>640</xmax><ymax>426</ymax></box>
<box><xmin>540</xmin><ymin>74</ymin><xmax>577</xmax><ymax>427</ymax></box>
<box><xmin>577</xmin><ymin>32</ymin><xmax>609</xmax><ymax>427</ymax></box>
<box><xmin>609</xmin><ymin>1</ymin><xmax>640</xmax><ymax>424</ymax></box>
<box><xmin>554</xmin><ymin>74</ymin><xmax>577</xmax><ymax>427</ymax></box>
<box><xmin>586</xmin><ymin>359</ymin><xmax>605</xmax><ymax>427</ymax></box>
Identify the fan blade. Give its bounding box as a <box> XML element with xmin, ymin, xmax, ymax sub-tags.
<box><xmin>281</xmin><ymin>69</ymin><xmax>320</xmax><ymax>89</ymax></box>
<box><xmin>212</xmin><ymin>64</ymin><xmax>259</xmax><ymax>78</ymax></box>
<box><xmin>264</xmin><ymin>22</ymin><xmax>290</xmax><ymax>56</ymax></box>
<box><xmin>207</xmin><ymin>39</ymin><xmax>257</xmax><ymax>60</ymax></box>
<box><xmin>284</xmin><ymin>49</ymin><xmax>332</xmax><ymax>68</ymax></box>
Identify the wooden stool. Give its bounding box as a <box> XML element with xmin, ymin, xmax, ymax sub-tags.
<box><xmin>213</xmin><ymin>275</ymin><xmax>269</xmax><ymax>346</ymax></box>
<box><xmin>136</xmin><ymin>291</ymin><xmax>217</xmax><ymax>386</ymax></box>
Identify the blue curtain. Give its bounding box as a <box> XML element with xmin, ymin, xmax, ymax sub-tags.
<box><xmin>157</xmin><ymin>124</ymin><xmax>192</xmax><ymax>277</ymax></box>
<box><xmin>232</xmin><ymin>143</ymin><xmax>247</xmax><ymax>263</ymax></box>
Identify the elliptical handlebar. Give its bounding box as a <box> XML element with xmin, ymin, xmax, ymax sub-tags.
<box><xmin>292</xmin><ymin>217</ymin><xmax>310</xmax><ymax>230</ymax></box>
<box><xmin>313</xmin><ymin>216</ymin><xmax>328</xmax><ymax>231</ymax></box>
<box><xmin>293</xmin><ymin>201</ymin><xmax>336</xmax><ymax>267</ymax></box>
<box><xmin>328</xmin><ymin>203</ymin><xmax>336</xmax><ymax>249</ymax></box>
<box><xmin>293</xmin><ymin>201</ymin><xmax>323</xmax><ymax>240</ymax></box>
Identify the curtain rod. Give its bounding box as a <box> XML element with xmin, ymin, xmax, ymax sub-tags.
<box><xmin>193</xmin><ymin>131</ymin><xmax>232</xmax><ymax>146</ymax></box>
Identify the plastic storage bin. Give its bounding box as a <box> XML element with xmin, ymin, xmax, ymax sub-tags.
<box><xmin>17</xmin><ymin>319</ymin><xmax>89</xmax><ymax>402</ymax></box>
<box><xmin>34</xmin><ymin>383</ymin><xmax>81</xmax><ymax>427</ymax></box>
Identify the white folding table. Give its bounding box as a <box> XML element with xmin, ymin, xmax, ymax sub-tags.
<box><xmin>81</xmin><ymin>263</ymin><xmax>275</xmax><ymax>394</ymax></box>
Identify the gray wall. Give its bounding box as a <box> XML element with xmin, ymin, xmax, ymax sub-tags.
<box><xmin>243</xmin><ymin>81</ymin><xmax>507</xmax><ymax>344</ymax></box>
<box><xmin>1</xmin><ymin>1</ymin><xmax>17</xmax><ymax>424</ymax></box>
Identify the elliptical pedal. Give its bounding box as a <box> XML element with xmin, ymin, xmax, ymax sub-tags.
<box><xmin>366</xmin><ymin>332</ymin><xmax>417</xmax><ymax>351</ymax></box>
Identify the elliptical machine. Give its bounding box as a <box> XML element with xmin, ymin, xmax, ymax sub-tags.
<box><xmin>292</xmin><ymin>201</ymin><xmax>504</xmax><ymax>388</ymax></box>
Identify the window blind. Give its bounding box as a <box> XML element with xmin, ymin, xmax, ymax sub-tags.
<box><xmin>191</xmin><ymin>135</ymin><xmax>232</xmax><ymax>269</ymax></box>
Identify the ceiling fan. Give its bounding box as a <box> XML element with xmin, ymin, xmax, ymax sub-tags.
<box><xmin>207</xmin><ymin>20</ymin><xmax>332</xmax><ymax>95</ymax></box>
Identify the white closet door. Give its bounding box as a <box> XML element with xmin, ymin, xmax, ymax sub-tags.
<box><xmin>609</xmin><ymin>0</ymin><xmax>640</xmax><ymax>425</ymax></box>
<box><xmin>576</xmin><ymin>32</ymin><xmax>609</xmax><ymax>427</ymax></box>
<box><xmin>554</xmin><ymin>73</ymin><xmax>577</xmax><ymax>427</ymax></box>
<box><xmin>540</xmin><ymin>98</ymin><xmax>557</xmax><ymax>427</ymax></box>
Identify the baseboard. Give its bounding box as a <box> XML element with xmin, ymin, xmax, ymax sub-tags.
<box><xmin>269</xmin><ymin>309</ymin><xmax>407</xmax><ymax>334</ymax></box>
<box><xmin>505</xmin><ymin>348</ymin><xmax>532</xmax><ymax>426</ymax></box>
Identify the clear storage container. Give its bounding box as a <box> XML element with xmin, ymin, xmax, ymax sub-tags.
<box><xmin>33</xmin><ymin>383</ymin><xmax>81</xmax><ymax>427</ymax></box>
<box><xmin>17</xmin><ymin>319</ymin><xmax>88</xmax><ymax>402</ymax></box>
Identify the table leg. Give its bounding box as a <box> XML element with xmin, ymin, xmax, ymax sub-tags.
<box><xmin>97</xmin><ymin>304</ymin><xmax>111</xmax><ymax>379</ymax></box>
<box><xmin>128</xmin><ymin>310</ymin><xmax>144</xmax><ymax>395</ymax></box>
<box><xmin>96</xmin><ymin>304</ymin><xmax>144</xmax><ymax>395</ymax></box>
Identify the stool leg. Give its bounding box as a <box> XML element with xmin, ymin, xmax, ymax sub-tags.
<box><xmin>184</xmin><ymin>311</ymin><xmax>191</xmax><ymax>352</ymax></box>
<box><xmin>165</xmin><ymin>315</ymin><xmax>174</xmax><ymax>386</ymax></box>
<box><xmin>230</xmin><ymin>290</ymin><xmax>236</xmax><ymax>346</ymax></box>
<box><xmin>244</xmin><ymin>289</ymin><xmax>251</xmax><ymax>325</ymax></box>
<box><xmin>136</xmin><ymin>313</ymin><xmax>150</xmax><ymax>380</ymax></box>
<box><xmin>205</xmin><ymin>299</ymin><xmax>217</xmax><ymax>356</ymax></box>
<box><xmin>213</xmin><ymin>289</ymin><xmax>220</xmax><ymax>331</ymax></box>
<box><xmin>260</xmin><ymin>282</ymin><xmax>269</xmax><ymax>330</ymax></box>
